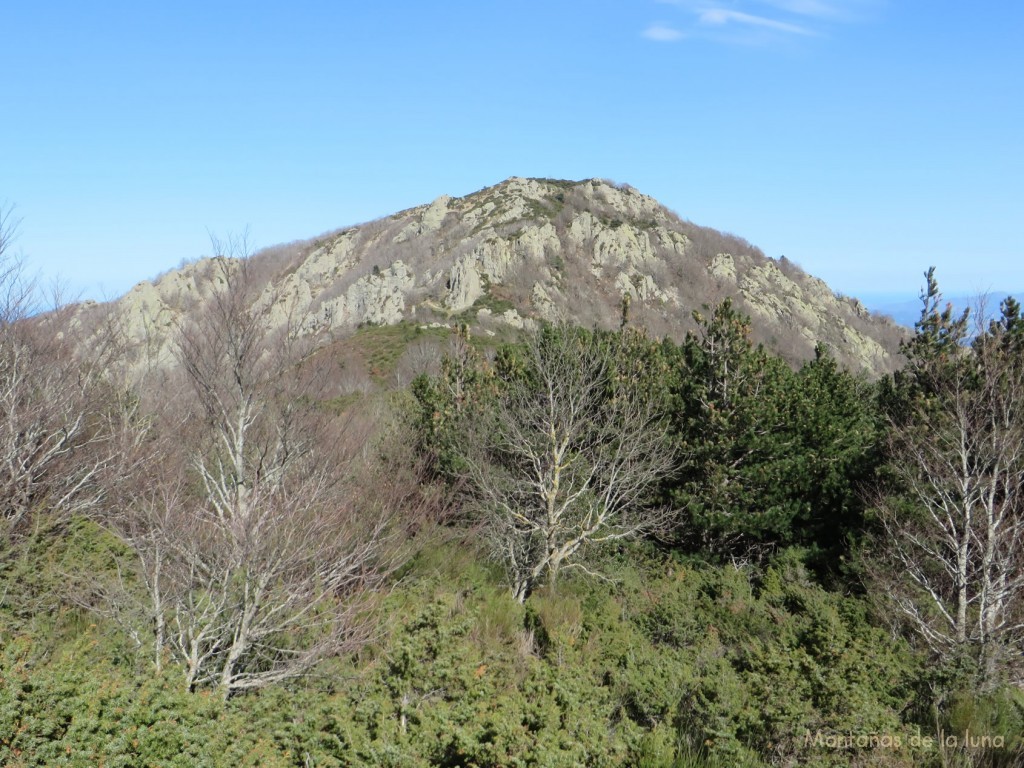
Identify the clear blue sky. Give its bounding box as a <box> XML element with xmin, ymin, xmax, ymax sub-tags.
<box><xmin>2</xmin><ymin>1</ymin><xmax>1021</xmax><ymax>306</ymax></box>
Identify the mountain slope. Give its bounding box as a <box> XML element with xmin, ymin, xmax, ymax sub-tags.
<box><xmin>75</xmin><ymin>177</ymin><xmax>906</xmax><ymax>376</ymax></box>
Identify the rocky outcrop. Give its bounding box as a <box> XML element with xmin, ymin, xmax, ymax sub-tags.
<box><xmin>446</xmin><ymin>255</ymin><xmax>484</xmax><ymax>312</ymax></box>
<box><xmin>74</xmin><ymin>177</ymin><xmax>906</xmax><ymax>377</ymax></box>
<box><xmin>322</xmin><ymin>260</ymin><xmax>414</xmax><ymax>328</ymax></box>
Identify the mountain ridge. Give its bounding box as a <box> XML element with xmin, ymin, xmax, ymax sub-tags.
<box><xmin>72</xmin><ymin>177</ymin><xmax>907</xmax><ymax>377</ymax></box>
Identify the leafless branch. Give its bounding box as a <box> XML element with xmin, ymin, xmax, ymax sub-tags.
<box><xmin>872</xmin><ymin>294</ymin><xmax>1024</xmax><ymax>687</ymax></box>
<box><xmin>465</xmin><ymin>327</ymin><xmax>675</xmax><ymax>602</ymax></box>
<box><xmin>103</xmin><ymin>238</ymin><xmax>400</xmax><ymax>697</ymax></box>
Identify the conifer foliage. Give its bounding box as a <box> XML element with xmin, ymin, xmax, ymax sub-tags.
<box><xmin>874</xmin><ymin>269</ymin><xmax>1024</xmax><ymax>687</ymax></box>
<box><xmin>667</xmin><ymin>300</ymin><xmax>878</xmax><ymax>564</ymax></box>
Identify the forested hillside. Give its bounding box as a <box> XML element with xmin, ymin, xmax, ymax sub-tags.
<box><xmin>1</xmin><ymin>214</ymin><xmax>1022</xmax><ymax>766</ymax></box>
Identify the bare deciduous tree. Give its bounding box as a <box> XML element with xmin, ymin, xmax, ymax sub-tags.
<box><xmin>873</xmin><ymin>276</ymin><xmax>1024</xmax><ymax>687</ymax></box>
<box><xmin>0</xmin><ymin>206</ymin><xmax>110</xmax><ymax>547</ymax></box>
<box><xmin>393</xmin><ymin>337</ymin><xmax>442</xmax><ymax>388</ymax></box>
<box><xmin>106</xmin><ymin>245</ymin><xmax>397</xmax><ymax>697</ymax></box>
<box><xmin>465</xmin><ymin>327</ymin><xmax>674</xmax><ymax>602</ymax></box>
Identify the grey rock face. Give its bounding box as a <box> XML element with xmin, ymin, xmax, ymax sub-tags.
<box><xmin>74</xmin><ymin>178</ymin><xmax>906</xmax><ymax>377</ymax></box>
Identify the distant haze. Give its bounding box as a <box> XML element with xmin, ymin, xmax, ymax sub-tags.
<box><xmin>862</xmin><ymin>290</ymin><xmax>1024</xmax><ymax>329</ymax></box>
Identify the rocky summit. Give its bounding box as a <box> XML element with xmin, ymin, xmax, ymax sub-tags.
<box><xmin>73</xmin><ymin>177</ymin><xmax>906</xmax><ymax>376</ymax></box>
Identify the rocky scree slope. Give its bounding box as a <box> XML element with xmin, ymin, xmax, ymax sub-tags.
<box><xmin>73</xmin><ymin>177</ymin><xmax>905</xmax><ymax>376</ymax></box>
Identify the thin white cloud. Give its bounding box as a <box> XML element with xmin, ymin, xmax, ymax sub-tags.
<box><xmin>754</xmin><ymin>0</ymin><xmax>841</xmax><ymax>19</ymax></box>
<box><xmin>755</xmin><ymin>0</ymin><xmax>882</xmax><ymax>21</ymax></box>
<box><xmin>646</xmin><ymin>0</ymin><xmax>880</xmax><ymax>45</ymax></box>
<box><xmin>699</xmin><ymin>8</ymin><xmax>815</xmax><ymax>35</ymax></box>
<box><xmin>643</xmin><ymin>23</ymin><xmax>685</xmax><ymax>41</ymax></box>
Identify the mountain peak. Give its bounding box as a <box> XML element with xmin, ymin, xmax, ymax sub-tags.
<box><xmin>75</xmin><ymin>178</ymin><xmax>907</xmax><ymax>377</ymax></box>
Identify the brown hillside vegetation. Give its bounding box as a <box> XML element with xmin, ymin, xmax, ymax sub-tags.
<box><xmin>71</xmin><ymin>177</ymin><xmax>906</xmax><ymax>381</ymax></box>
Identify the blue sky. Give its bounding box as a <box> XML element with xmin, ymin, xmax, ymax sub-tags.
<box><xmin>2</xmin><ymin>1</ymin><xmax>1021</xmax><ymax>306</ymax></box>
